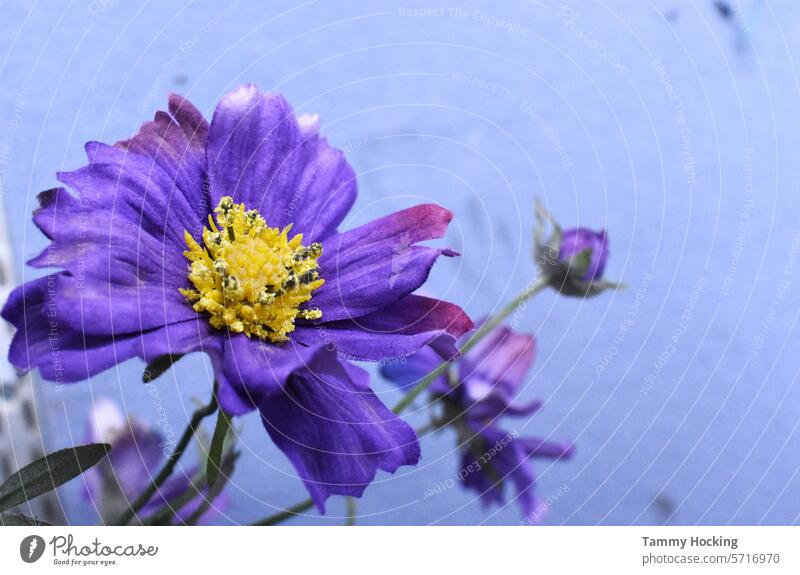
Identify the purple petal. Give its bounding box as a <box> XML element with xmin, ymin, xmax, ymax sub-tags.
<box><xmin>107</xmin><ymin>427</ymin><xmax>166</xmax><ymax>501</ymax></box>
<box><xmin>216</xmin><ymin>334</ymin><xmax>329</xmax><ymax>415</ymax></box>
<box><xmin>493</xmin><ymin>435</ymin><xmax>573</xmax><ymax>523</ymax></box>
<box><xmin>296</xmin><ymin>294</ymin><xmax>472</xmax><ymax>363</ymax></box>
<box><xmin>258</xmin><ymin>353</ymin><xmax>420</xmax><ymax>512</ymax></box>
<box><xmin>44</xmin><ymin>270</ymin><xmax>195</xmax><ymax>337</ymax></box>
<box><xmin>30</xmin><ymin>187</ymin><xmax>187</xmax><ymax>286</ymax></box>
<box><xmin>312</xmin><ymin>204</ymin><xmax>459</xmax><ymax>321</ymax></box>
<box><xmin>461</xmin><ymin>323</ymin><xmax>535</xmax><ymax>397</ymax></box>
<box><xmin>57</xmin><ymin>140</ymin><xmax>205</xmax><ymax>255</ymax></box>
<box><xmin>467</xmin><ymin>396</ymin><xmax>543</xmax><ymax>421</ymax></box>
<box><xmin>115</xmin><ymin>93</ymin><xmax>209</xmax><ymax>213</ymax></box>
<box><xmin>499</xmin><ymin>449</ymin><xmax>540</xmax><ymax>521</ymax></box>
<box><xmin>459</xmin><ymin>426</ymin><xmax>534</xmax><ymax>518</ymax></box>
<box><xmin>380</xmin><ymin>346</ymin><xmax>446</xmax><ymax>392</ymax></box>
<box><xmin>2</xmin><ymin>275</ymin><xmax>216</xmax><ymax>382</ymax></box>
<box><xmin>206</xmin><ymin>85</ymin><xmax>356</xmax><ymax>241</ymax></box>
<box><xmin>28</xmin><ymin>189</ymin><xmax>194</xmax><ymax>341</ymax></box>
<box><xmin>459</xmin><ymin>449</ymin><xmax>505</xmax><ymax>507</ymax></box>
<box><xmin>521</xmin><ymin>436</ymin><xmax>575</xmax><ymax>460</ymax></box>
<box><xmin>460</xmin><ymin>425</ymin><xmax>574</xmax><ymax>522</ymax></box>
<box><xmin>458</xmin><ymin>323</ymin><xmax>536</xmax><ymax>416</ymax></box>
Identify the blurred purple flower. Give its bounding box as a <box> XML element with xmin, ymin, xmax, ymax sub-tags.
<box><xmin>382</xmin><ymin>322</ymin><xmax>573</xmax><ymax>523</ymax></box>
<box><xmin>84</xmin><ymin>398</ymin><xmax>226</xmax><ymax>524</ymax></box>
<box><xmin>558</xmin><ymin>228</ymin><xmax>609</xmax><ymax>282</ymax></box>
<box><xmin>2</xmin><ymin>84</ymin><xmax>472</xmax><ymax>511</ymax></box>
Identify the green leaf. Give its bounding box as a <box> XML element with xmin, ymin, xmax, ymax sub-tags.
<box><xmin>0</xmin><ymin>443</ymin><xmax>110</xmax><ymax>513</ymax></box>
<box><xmin>0</xmin><ymin>512</ymin><xmax>51</xmax><ymax>526</ymax></box>
<box><xmin>206</xmin><ymin>410</ymin><xmax>231</xmax><ymax>488</ymax></box>
<box><xmin>143</xmin><ymin>354</ymin><xmax>184</xmax><ymax>383</ymax></box>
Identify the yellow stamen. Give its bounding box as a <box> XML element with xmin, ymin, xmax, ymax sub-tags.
<box><xmin>180</xmin><ymin>196</ymin><xmax>324</xmax><ymax>342</ymax></box>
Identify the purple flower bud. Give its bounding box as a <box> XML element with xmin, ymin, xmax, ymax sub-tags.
<box><xmin>558</xmin><ymin>228</ymin><xmax>608</xmax><ymax>281</ymax></box>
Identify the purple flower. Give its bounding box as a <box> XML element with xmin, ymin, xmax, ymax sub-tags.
<box><xmin>2</xmin><ymin>85</ymin><xmax>472</xmax><ymax>511</ymax></box>
<box><xmin>382</xmin><ymin>323</ymin><xmax>573</xmax><ymax>522</ymax></box>
<box><xmin>84</xmin><ymin>399</ymin><xmax>227</xmax><ymax>524</ymax></box>
<box><xmin>557</xmin><ymin>228</ymin><xmax>608</xmax><ymax>282</ymax></box>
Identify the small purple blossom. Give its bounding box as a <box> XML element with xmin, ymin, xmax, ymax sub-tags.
<box><xmin>382</xmin><ymin>322</ymin><xmax>573</xmax><ymax>523</ymax></box>
<box><xmin>83</xmin><ymin>399</ymin><xmax>227</xmax><ymax>524</ymax></box>
<box><xmin>2</xmin><ymin>85</ymin><xmax>473</xmax><ymax>512</ymax></box>
<box><xmin>558</xmin><ymin>228</ymin><xmax>609</xmax><ymax>282</ymax></box>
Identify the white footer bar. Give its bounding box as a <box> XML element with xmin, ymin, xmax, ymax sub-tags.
<box><xmin>1</xmin><ymin>526</ymin><xmax>797</xmax><ymax>573</ymax></box>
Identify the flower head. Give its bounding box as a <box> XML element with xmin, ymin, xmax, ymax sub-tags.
<box><xmin>533</xmin><ymin>201</ymin><xmax>617</xmax><ymax>297</ymax></box>
<box><xmin>180</xmin><ymin>195</ymin><xmax>324</xmax><ymax>341</ymax></box>
<box><xmin>382</xmin><ymin>322</ymin><xmax>573</xmax><ymax>522</ymax></box>
<box><xmin>3</xmin><ymin>85</ymin><xmax>472</xmax><ymax>511</ymax></box>
<box><xmin>558</xmin><ymin>228</ymin><xmax>608</xmax><ymax>282</ymax></box>
<box><xmin>83</xmin><ymin>399</ymin><xmax>227</xmax><ymax>524</ymax></box>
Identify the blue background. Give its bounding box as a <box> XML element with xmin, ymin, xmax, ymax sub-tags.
<box><xmin>1</xmin><ymin>0</ymin><xmax>799</xmax><ymax>525</ymax></box>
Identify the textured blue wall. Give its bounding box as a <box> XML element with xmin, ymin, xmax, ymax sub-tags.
<box><xmin>1</xmin><ymin>0</ymin><xmax>798</xmax><ymax>525</ymax></box>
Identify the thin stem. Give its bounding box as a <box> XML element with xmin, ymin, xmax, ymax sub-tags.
<box><xmin>113</xmin><ymin>393</ymin><xmax>219</xmax><ymax>526</ymax></box>
<box><xmin>345</xmin><ymin>497</ymin><xmax>357</xmax><ymax>526</ymax></box>
<box><xmin>251</xmin><ymin>498</ymin><xmax>315</xmax><ymax>526</ymax></box>
<box><xmin>392</xmin><ymin>276</ymin><xmax>549</xmax><ymax>415</ymax></box>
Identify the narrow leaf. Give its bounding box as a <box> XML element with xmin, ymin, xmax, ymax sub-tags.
<box><xmin>143</xmin><ymin>354</ymin><xmax>184</xmax><ymax>383</ymax></box>
<box><xmin>207</xmin><ymin>410</ymin><xmax>231</xmax><ymax>488</ymax></box>
<box><xmin>0</xmin><ymin>512</ymin><xmax>51</xmax><ymax>526</ymax></box>
<box><xmin>0</xmin><ymin>443</ymin><xmax>110</xmax><ymax>513</ymax></box>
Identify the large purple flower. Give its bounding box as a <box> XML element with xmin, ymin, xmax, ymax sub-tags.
<box><xmin>83</xmin><ymin>398</ymin><xmax>227</xmax><ymax>525</ymax></box>
<box><xmin>382</xmin><ymin>322</ymin><xmax>573</xmax><ymax>522</ymax></box>
<box><xmin>2</xmin><ymin>85</ymin><xmax>472</xmax><ymax>511</ymax></box>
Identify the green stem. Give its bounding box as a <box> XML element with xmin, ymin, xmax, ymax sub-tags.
<box><xmin>392</xmin><ymin>276</ymin><xmax>549</xmax><ymax>415</ymax></box>
<box><xmin>251</xmin><ymin>499</ymin><xmax>315</xmax><ymax>526</ymax></box>
<box><xmin>345</xmin><ymin>497</ymin><xmax>357</xmax><ymax>526</ymax></box>
<box><xmin>113</xmin><ymin>393</ymin><xmax>219</xmax><ymax>526</ymax></box>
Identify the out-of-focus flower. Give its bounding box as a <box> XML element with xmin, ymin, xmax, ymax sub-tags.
<box><xmin>84</xmin><ymin>399</ymin><xmax>227</xmax><ymax>524</ymax></box>
<box><xmin>557</xmin><ymin>228</ymin><xmax>608</xmax><ymax>282</ymax></box>
<box><xmin>2</xmin><ymin>85</ymin><xmax>472</xmax><ymax>512</ymax></box>
<box><xmin>381</xmin><ymin>322</ymin><xmax>573</xmax><ymax>523</ymax></box>
<box><xmin>534</xmin><ymin>202</ymin><xmax>618</xmax><ymax>297</ymax></box>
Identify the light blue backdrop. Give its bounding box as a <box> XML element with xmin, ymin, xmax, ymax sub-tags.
<box><xmin>1</xmin><ymin>0</ymin><xmax>798</xmax><ymax>525</ymax></box>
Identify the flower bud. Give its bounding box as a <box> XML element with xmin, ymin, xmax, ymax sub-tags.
<box><xmin>558</xmin><ymin>228</ymin><xmax>608</xmax><ymax>281</ymax></box>
<box><xmin>533</xmin><ymin>201</ymin><xmax>619</xmax><ymax>297</ymax></box>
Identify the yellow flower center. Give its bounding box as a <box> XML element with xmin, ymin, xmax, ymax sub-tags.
<box><xmin>180</xmin><ymin>196</ymin><xmax>324</xmax><ymax>342</ymax></box>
